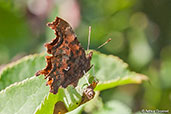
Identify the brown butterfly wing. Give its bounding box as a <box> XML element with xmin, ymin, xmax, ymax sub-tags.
<box><xmin>35</xmin><ymin>17</ymin><xmax>93</xmax><ymax>94</ymax></box>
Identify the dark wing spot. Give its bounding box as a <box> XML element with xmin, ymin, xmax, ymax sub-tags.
<box><xmin>66</xmin><ymin>47</ymin><xmax>69</xmax><ymax>50</ymax></box>
<box><xmin>70</xmin><ymin>41</ymin><xmax>76</xmax><ymax>45</ymax></box>
<box><xmin>62</xmin><ymin>69</ymin><xmax>67</xmax><ymax>73</ymax></box>
<box><xmin>52</xmin><ymin>29</ymin><xmax>64</xmax><ymax>50</ymax></box>
<box><xmin>76</xmin><ymin>50</ymin><xmax>79</xmax><ymax>54</ymax></box>
<box><xmin>65</xmin><ymin>40</ymin><xmax>68</xmax><ymax>44</ymax></box>
<box><xmin>70</xmin><ymin>50</ymin><xmax>74</xmax><ymax>57</ymax></box>
<box><xmin>58</xmin><ymin>63</ymin><xmax>62</xmax><ymax>68</ymax></box>
<box><xmin>56</xmin><ymin>71</ymin><xmax>60</xmax><ymax>75</ymax></box>
<box><xmin>71</xmin><ymin>58</ymin><xmax>76</xmax><ymax>62</ymax></box>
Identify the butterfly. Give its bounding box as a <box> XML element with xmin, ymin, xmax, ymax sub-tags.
<box><xmin>35</xmin><ymin>17</ymin><xmax>93</xmax><ymax>94</ymax></box>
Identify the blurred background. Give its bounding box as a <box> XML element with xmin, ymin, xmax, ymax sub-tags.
<box><xmin>0</xmin><ymin>0</ymin><xmax>171</xmax><ymax>113</ymax></box>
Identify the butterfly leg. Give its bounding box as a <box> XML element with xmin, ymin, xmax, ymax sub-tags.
<box><xmin>83</xmin><ymin>70</ymin><xmax>90</xmax><ymax>85</ymax></box>
<box><xmin>91</xmin><ymin>64</ymin><xmax>95</xmax><ymax>76</ymax></box>
<box><xmin>92</xmin><ymin>64</ymin><xmax>97</xmax><ymax>79</ymax></box>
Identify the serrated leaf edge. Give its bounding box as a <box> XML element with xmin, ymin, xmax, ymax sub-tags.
<box><xmin>0</xmin><ymin>53</ymin><xmax>45</xmax><ymax>79</ymax></box>
<box><xmin>0</xmin><ymin>76</ymin><xmax>36</xmax><ymax>94</ymax></box>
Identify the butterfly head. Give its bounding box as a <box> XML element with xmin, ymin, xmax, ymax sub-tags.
<box><xmin>87</xmin><ymin>51</ymin><xmax>93</xmax><ymax>60</ymax></box>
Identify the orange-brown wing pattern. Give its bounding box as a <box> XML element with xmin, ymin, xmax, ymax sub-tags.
<box><xmin>35</xmin><ymin>17</ymin><xmax>93</xmax><ymax>94</ymax></box>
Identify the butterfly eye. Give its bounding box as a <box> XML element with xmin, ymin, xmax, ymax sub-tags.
<box><xmin>88</xmin><ymin>91</ymin><xmax>94</xmax><ymax>99</ymax></box>
<box><xmin>84</xmin><ymin>87</ymin><xmax>95</xmax><ymax>99</ymax></box>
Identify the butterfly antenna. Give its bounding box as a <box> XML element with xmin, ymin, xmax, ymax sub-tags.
<box><xmin>97</xmin><ymin>38</ymin><xmax>112</xmax><ymax>49</ymax></box>
<box><xmin>87</xmin><ymin>26</ymin><xmax>91</xmax><ymax>51</ymax></box>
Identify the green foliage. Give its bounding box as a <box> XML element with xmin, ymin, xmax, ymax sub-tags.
<box><xmin>0</xmin><ymin>6</ymin><xmax>32</xmax><ymax>64</ymax></box>
<box><xmin>90</xmin><ymin>51</ymin><xmax>147</xmax><ymax>91</ymax></box>
<box><xmin>93</xmin><ymin>100</ymin><xmax>131</xmax><ymax>114</ymax></box>
<box><xmin>0</xmin><ymin>51</ymin><xmax>147</xmax><ymax>114</ymax></box>
<box><xmin>0</xmin><ymin>76</ymin><xmax>48</xmax><ymax>114</ymax></box>
<box><xmin>0</xmin><ymin>54</ymin><xmax>45</xmax><ymax>90</ymax></box>
<box><xmin>35</xmin><ymin>86</ymin><xmax>82</xmax><ymax>114</ymax></box>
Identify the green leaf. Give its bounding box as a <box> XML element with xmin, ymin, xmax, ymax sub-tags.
<box><xmin>90</xmin><ymin>51</ymin><xmax>148</xmax><ymax>91</ymax></box>
<box><xmin>0</xmin><ymin>54</ymin><xmax>45</xmax><ymax>90</ymax></box>
<box><xmin>0</xmin><ymin>76</ymin><xmax>49</xmax><ymax>114</ymax></box>
<box><xmin>94</xmin><ymin>73</ymin><xmax>147</xmax><ymax>91</ymax></box>
<box><xmin>35</xmin><ymin>86</ymin><xmax>82</xmax><ymax>114</ymax></box>
<box><xmin>66</xmin><ymin>105</ymin><xmax>84</xmax><ymax>114</ymax></box>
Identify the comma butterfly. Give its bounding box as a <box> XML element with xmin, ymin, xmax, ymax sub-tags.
<box><xmin>35</xmin><ymin>17</ymin><xmax>93</xmax><ymax>94</ymax></box>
